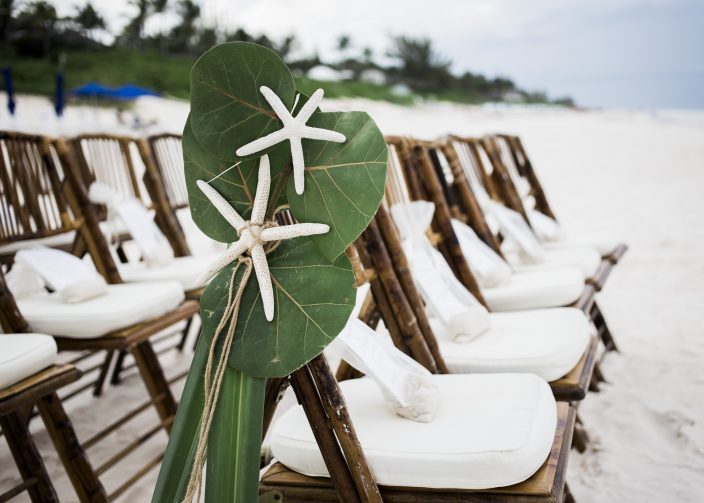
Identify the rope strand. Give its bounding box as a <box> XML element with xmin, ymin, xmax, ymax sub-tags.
<box><xmin>182</xmin><ymin>257</ymin><xmax>253</xmax><ymax>502</ymax></box>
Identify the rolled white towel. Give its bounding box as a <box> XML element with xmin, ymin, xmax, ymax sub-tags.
<box><xmin>331</xmin><ymin>318</ymin><xmax>439</xmax><ymax>423</ymax></box>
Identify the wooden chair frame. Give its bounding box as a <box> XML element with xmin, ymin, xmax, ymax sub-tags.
<box><xmin>0</xmin><ymin>363</ymin><xmax>107</xmax><ymax>502</ymax></box>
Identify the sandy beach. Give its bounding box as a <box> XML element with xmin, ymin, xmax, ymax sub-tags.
<box><xmin>1</xmin><ymin>94</ymin><xmax>703</xmax><ymax>501</ymax></box>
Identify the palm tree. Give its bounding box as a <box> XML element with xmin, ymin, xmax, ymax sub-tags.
<box><xmin>170</xmin><ymin>0</ymin><xmax>199</xmax><ymax>53</ymax></box>
<box><xmin>0</xmin><ymin>0</ymin><xmax>15</xmax><ymax>41</ymax></box>
<box><xmin>121</xmin><ymin>0</ymin><xmax>168</xmax><ymax>46</ymax></box>
<box><xmin>15</xmin><ymin>0</ymin><xmax>58</xmax><ymax>55</ymax></box>
<box><xmin>73</xmin><ymin>2</ymin><xmax>106</xmax><ymax>41</ymax></box>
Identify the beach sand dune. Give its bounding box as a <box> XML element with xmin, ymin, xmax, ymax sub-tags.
<box><xmin>1</xmin><ymin>95</ymin><xmax>703</xmax><ymax>502</ymax></box>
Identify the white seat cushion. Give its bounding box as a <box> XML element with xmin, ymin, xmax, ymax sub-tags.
<box><xmin>511</xmin><ymin>245</ymin><xmax>601</xmax><ymax>279</ymax></box>
<box><xmin>434</xmin><ymin>308</ymin><xmax>591</xmax><ymax>381</ymax></box>
<box><xmin>483</xmin><ymin>267</ymin><xmax>584</xmax><ymax>311</ymax></box>
<box><xmin>0</xmin><ymin>334</ymin><xmax>57</xmax><ymax>389</ymax></box>
<box><xmin>544</xmin><ymin>239</ymin><xmax>619</xmax><ymax>258</ymax></box>
<box><xmin>0</xmin><ymin>232</ymin><xmax>76</xmax><ymax>255</ymax></box>
<box><xmin>271</xmin><ymin>374</ymin><xmax>557</xmax><ymax>489</ymax></box>
<box><xmin>117</xmin><ymin>253</ymin><xmax>219</xmax><ymax>291</ymax></box>
<box><xmin>16</xmin><ymin>281</ymin><xmax>185</xmax><ymax>339</ymax></box>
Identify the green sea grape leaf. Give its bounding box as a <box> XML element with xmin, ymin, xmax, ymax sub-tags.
<box><xmin>199</xmin><ymin>238</ymin><xmax>355</xmax><ymax>378</ymax></box>
<box><xmin>287</xmin><ymin>111</ymin><xmax>388</xmax><ymax>261</ymax></box>
<box><xmin>189</xmin><ymin>42</ymin><xmax>296</xmax><ymax>162</ymax></box>
<box><xmin>183</xmin><ymin>119</ymin><xmax>291</xmax><ymax>243</ymax></box>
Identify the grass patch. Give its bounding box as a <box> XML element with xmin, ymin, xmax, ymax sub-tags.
<box><xmin>2</xmin><ymin>47</ymin><xmax>553</xmax><ymax>107</ymax></box>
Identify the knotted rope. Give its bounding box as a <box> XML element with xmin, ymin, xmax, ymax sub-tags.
<box><xmin>182</xmin><ymin>215</ymin><xmax>285</xmax><ymax>502</ymax></box>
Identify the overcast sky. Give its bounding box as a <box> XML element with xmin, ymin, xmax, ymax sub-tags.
<box><xmin>52</xmin><ymin>0</ymin><xmax>704</xmax><ymax>109</ymax></box>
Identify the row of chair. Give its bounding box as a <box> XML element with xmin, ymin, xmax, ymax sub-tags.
<box><xmin>0</xmin><ymin>132</ymin><xmax>204</xmax><ymax>501</ymax></box>
<box><xmin>257</xmin><ymin>135</ymin><xmax>625</xmax><ymax>502</ymax></box>
<box><xmin>0</xmin><ymin>129</ymin><xmax>625</xmax><ymax>501</ymax></box>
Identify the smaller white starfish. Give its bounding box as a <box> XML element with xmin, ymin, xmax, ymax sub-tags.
<box><xmin>195</xmin><ymin>154</ymin><xmax>330</xmax><ymax>321</ymax></box>
<box><xmin>235</xmin><ymin>86</ymin><xmax>346</xmax><ymax>195</ymax></box>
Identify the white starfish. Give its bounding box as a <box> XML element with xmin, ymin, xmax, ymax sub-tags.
<box><xmin>195</xmin><ymin>155</ymin><xmax>330</xmax><ymax>321</ymax></box>
<box><xmin>235</xmin><ymin>86</ymin><xmax>346</xmax><ymax>195</ymax></box>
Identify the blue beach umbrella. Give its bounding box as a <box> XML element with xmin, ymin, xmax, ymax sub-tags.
<box><xmin>70</xmin><ymin>82</ymin><xmax>115</xmax><ymax>98</ymax></box>
<box><xmin>111</xmin><ymin>84</ymin><xmax>160</xmax><ymax>100</ymax></box>
<box><xmin>55</xmin><ymin>72</ymin><xmax>65</xmax><ymax>117</ymax></box>
<box><xmin>2</xmin><ymin>66</ymin><xmax>16</xmax><ymax>116</ymax></box>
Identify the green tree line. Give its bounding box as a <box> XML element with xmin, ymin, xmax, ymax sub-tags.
<box><xmin>0</xmin><ymin>0</ymin><xmax>574</xmax><ymax>105</ymax></box>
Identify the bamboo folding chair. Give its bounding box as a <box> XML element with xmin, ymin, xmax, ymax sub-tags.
<box><xmin>404</xmin><ymin>137</ymin><xmax>618</xmax><ymax>355</ymax></box>
<box><xmin>0</xmin><ymin>132</ymin><xmax>199</xmax><ymax>499</ymax></box>
<box><xmin>259</xmin><ymin>238</ymin><xmax>578</xmax><ymax>502</ymax></box>
<box><xmin>68</xmin><ymin>134</ymin><xmax>211</xmax><ymax>374</ymax></box>
<box><xmin>0</xmin><ymin>332</ymin><xmax>107</xmax><ymax>501</ymax></box>
<box><xmin>491</xmin><ymin>134</ymin><xmax>628</xmax><ymax>265</ymax></box>
<box><xmin>68</xmin><ymin>134</ymin><xmax>190</xmax><ymax>259</ymax></box>
<box><xmin>459</xmin><ymin>135</ymin><xmax>615</xmax><ymax>292</ymax></box>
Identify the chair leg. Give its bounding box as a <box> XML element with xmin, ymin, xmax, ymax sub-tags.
<box><xmin>564</xmin><ymin>483</ymin><xmax>577</xmax><ymax>503</ymax></box>
<box><xmin>176</xmin><ymin>316</ymin><xmax>194</xmax><ymax>352</ymax></box>
<box><xmin>93</xmin><ymin>350</ymin><xmax>114</xmax><ymax>397</ymax></box>
<box><xmin>110</xmin><ymin>349</ymin><xmax>129</xmax><ymax>385</ymax></box>
<box><xmin>588</xmin><ymin>372</ymin><xmax>600</xmax><ymax>392</ymax></box>
<box><xmin>571</xmin><ymin>420</ymin><xmax>590</xmax><ymax>453</ymax></box>
<box><xmin>0</xmin><ymin>409</ymin><xmax>59</xmax><ymax>503</ymax></box>
<box><xmin>591</xmin><ymin>301</ymin><xmax>619</xmax><ymax>353</ymax></box>
<box><xmin>130</xmin><ymin>340</ymin><xmax>177</xmax><ymax>433</ymax></box>
<box><xmin>593</xmin><ymin>361</ymin><xmax>607</xmax><ymax>384</ymax></box>
<box><xmin>36</xmin><ymin>392</ymin><xmax>108</xmax><ymax>503</ymax></box>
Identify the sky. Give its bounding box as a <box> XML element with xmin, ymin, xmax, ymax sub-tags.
<box><xmin>52</xmin><ymin>0</ymin><xmax>704</xmax><ymax>109</ymax></box>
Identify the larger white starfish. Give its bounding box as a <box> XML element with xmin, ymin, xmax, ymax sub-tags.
<box><xmin>195</xmin><ymin>155</ymin><xmax>330</xmax><ymax>321</ymax></box>
<box><xmin>235</xmin><ymin>86</ymin><xmax>346</xmax><ymax>195</ymax></box>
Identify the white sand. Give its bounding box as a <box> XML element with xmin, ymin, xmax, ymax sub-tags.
<box><xmin>1</xmin><ymin>94</ymin><xmax>703</xmax><ymax>501</ymax></box>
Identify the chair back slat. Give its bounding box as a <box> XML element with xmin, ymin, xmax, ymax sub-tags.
<box><xmin>499</xmin><ymin>135</ymin><xmax>558</xmax><ymax>219</ymax></box>
<box><xmin>70</xmin><ymin>134</ymin><xmax>192</xmax><ymax>257</ymax></box>
<box><xmin>139</xmin><ymin>136</ymin><xmax>191</xmax><ymax>256</ymax></box>
<box><xmin>438</xmin><ymin>141</ymin><xmax>505</xmax><ymax>256</ymax></box>
<box><xmin>0</xmin><ymin>132</ymin><xmax>122</xmax><ymax>283</ymax></box>
<box><xmin>0</xmin><ymin>133</ymin><xmax>74</xmax><ymax>245</ymax></box>
<box><xmin>70</xmin><ymin>135</ymin><xmax>145</xmax><ymax>203</ymax></box>
<box><xmin>478</xmin><ymin>136</ymin><xmax>532</xmax><ymax>225</ymax></box>
<box><xmin>147</xmin><ymin>134</ymin><xmax>189</xmax><ymax>210</ymax></box>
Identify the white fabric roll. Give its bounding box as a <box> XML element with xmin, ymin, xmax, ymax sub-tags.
<box><xmin>331</xmin><ymin>318</ymin><xmax>439</xmax><ymax>422</ymax></box>
<box><xmin>14</xmin><ymin>246</ymin><xmax>107</xmax><ymax>303</ymax></box>
<box><xmin>390</xmin><ymin>201</ymin><xmax>490</xmax><ymax>342</ymax></box>
<box><xmin>527</xmin><ymin>209</ymin><xmax>562</xmax><ymax>242</ymax></box>
<box><xmin>484</xmin><ymin>201</ymin><xmax>545</xmax><ymax>263</ymax></box>
<box><xmin>451</xmin><ymin>218</ymin><xmax>512</xmax><ymax>288</ymax></box>
<box><xmin>89</xmin><ymin>182</ymin><xmax>174</xmax><ymax>268</ymax></box>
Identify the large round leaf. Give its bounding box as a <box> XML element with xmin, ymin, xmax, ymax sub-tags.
<box><xmin>183</xmin><ymin>119</ymin><xmax>291</xmax><ymax>243</ymax></box>
<box><xmin>287</xmin><ymin>111</ymin><xmax>388</xmax><ymax>261</ymax></box>
<box><xmin>190</xmin><ymin>42</ymin><xmax>296</xmax><ymax>161</ymax></box>
<box><xmin>199</xmin><ymin>238</ymin><xmax>355</xmax><ymax>378</ymax></box>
